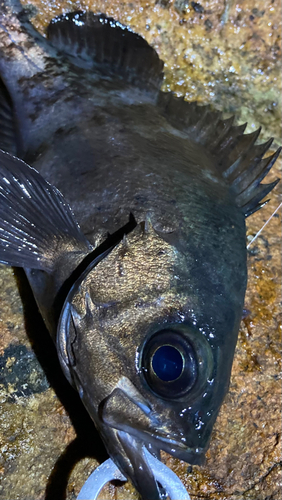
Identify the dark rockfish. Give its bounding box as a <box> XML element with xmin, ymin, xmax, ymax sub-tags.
<box><xmin>0</xmin><ymin>1</ymin><xmax>280</xmax><ymax>498</ymax></box>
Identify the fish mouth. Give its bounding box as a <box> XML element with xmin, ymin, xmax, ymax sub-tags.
<box><xmin>115</xmin><ymin>417</ymin><xmax>206</xmax><ymax>465</ymax></box>
<box><xmin>99</xmin><ymin>382</ymin><xmax>206</xmax><ymax>499</ymax></box>
<box><xmin>144</xmin><ymin>433</ymin><xmax>205</xmax><ymax>465</ymax></box>
<box><xmin>113</xmin><ymin>418</ymin><xmax>205</xmax><ymax>466</ymax></box>
<box><xmin>113</xmin><ymin>428</ymin><xmax>202</xmax><ymax>500</ymax></box>
<box><xmin>100</xmin><ymin>377</ymin><xmax>206</xmax><ymax>466</ymax></box>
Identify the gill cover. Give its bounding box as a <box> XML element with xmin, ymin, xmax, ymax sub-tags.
<box><xmin>57</xmin><ymin>246</ymin><xmax>114</xmax><ymax>386</ymax></box>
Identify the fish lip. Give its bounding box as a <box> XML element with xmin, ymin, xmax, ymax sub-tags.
<box><xmin>138</xmin><ymin>429</ymin><xmax>206</xmax><ymax>465</ymax></box>
<box><xmin>106</xmin><ymin>418</ymin><xmax>206</xmax><ymax>465</ymax></box>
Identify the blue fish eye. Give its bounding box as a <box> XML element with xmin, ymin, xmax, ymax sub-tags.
<box><xmin>152</xmin><ymin>345</ymin><xmax>183</xmax><ymax>382</ymax></box>
<box><xmin>141</xmin><ymin>327</ymin><xmax>200</xmax><ymax>400</ymax></box>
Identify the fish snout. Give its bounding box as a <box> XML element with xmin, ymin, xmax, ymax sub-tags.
<box><xmin>99</xmin><ymin>380</ymin><xmax>206</xmax><ymax>465</ymax></box>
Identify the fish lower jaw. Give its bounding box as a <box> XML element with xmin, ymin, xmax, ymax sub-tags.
<box><xmin>145</xmin><ymin>433</ymin><xmax>206</xmax><ymax>465</ymax></box>
<box><xmin>115</xmin><ymin>425</ymin><xmax>206</xmax><ymax>466</ymax></box>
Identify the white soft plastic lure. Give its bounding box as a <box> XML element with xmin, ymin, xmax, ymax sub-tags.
<box><xmin>77</xmin><ymin>450</ymin><xmax>190</xmax><ymax>500</ymax></box>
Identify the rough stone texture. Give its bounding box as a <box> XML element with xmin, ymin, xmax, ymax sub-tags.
<box><xmin>0</xmin><ymin>1</ymin><xmax>281</xmax><ymax>499</ymax></box>
<box><xmin>21</xmin><ymin>0</ymin><xmax>281</xmax><ymax>139</ymax></box>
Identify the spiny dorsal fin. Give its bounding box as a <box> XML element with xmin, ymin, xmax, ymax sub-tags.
<box><xmin>157</xmin><ymin>92</ymin><xmax>280</xmax><ymax>217</ymax></box>
<box><xmin>0</xmin><ymin>79</ymin><xmax>17</xmax><ymax>155</ymax></box>
<box><xmin>47</xmin><ymin>11</ymin><xmax>164</xmax><ymax>92</ymax></box>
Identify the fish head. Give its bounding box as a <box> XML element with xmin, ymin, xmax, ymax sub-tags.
<box><xmin>57</xmin><ymin>219</ymin><xmax>246</xmax><ymax>495</ymax></box>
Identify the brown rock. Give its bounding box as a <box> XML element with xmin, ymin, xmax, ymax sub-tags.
<box><xmin>0</xmin><ymin>1</ymin><xmax>281</xmax><ymax>499</ymax></box>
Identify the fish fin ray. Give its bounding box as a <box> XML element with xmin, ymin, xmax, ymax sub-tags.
<box><xmin>157</xmin><ymin>92</ymin><xmax>222</xmax><ymax>143</ymax></box>
<box><xmin>230</xmin><ymin>139</ymin><xmax>274</xmax><ymax>191</ymax></box>
<box><xmin>238</xmin><ymin>179</ymin><xmax>280</xmax><ymax>217</ymax></box>
<box><xmin>0</xmin><ymin>150</ymin><xmax>91</xmax><ymax>270</ymax></box>
<box><xmin>157</xmin><ymin>92</ymin><xmax>280</xmax><ymax>216</ymax></box>
<box><xmin>0</xmin><ymin>79</ymin><xmax>18</xmax><ymax>155</ymax></box>
<box><xmin>224</xmin><ymin>138</ymin><xmax>280</xmax><ymax>216</ymax></box>
<box><xmin>47</xmin><ymin>11</ymin><xmax>164</xmax><ymax>92</ymax></box>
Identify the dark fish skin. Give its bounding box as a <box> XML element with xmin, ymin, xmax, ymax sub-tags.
<box><xmin>0</xmin><ymin>2</ymin><xmax>280</xmax><ymax>499</ymax></box>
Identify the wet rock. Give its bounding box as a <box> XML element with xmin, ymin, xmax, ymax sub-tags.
<box><xmin>0</xmin><ymin>1</ymin><xmax>281</xmax><ymax>499</ymax></box>
<box><xmin>174</xmin><ymin>0</ymin><xmax>190</xmax><ymax>15</ymax></box>
<box><xmin>0</xmin><ymin>344</ymin><xmax>49</xmax><ymax>401</ymax></box>
<box><xmin>191</xmin><ymin>2</ymin><xmax>204</xmax><ymax>14</ymax></box>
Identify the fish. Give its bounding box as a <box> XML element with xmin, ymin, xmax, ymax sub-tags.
<box><xmin>0</xmin><ymin>1</ymin><xmax>280</xmax><ymax>499</ymax></box>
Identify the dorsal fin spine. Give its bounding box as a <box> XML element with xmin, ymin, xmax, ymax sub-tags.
<box><xmin>232</xmin><ymin>139</ymin><xmax>275</xmax><ymax>192</ymax></box>
<box><xmin>157</xmin><ymin>92</ymin><xmax>280</xmax><ymax>217</ymax></box>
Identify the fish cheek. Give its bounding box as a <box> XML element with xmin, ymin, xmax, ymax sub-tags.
<box><xmin>61</xmin><ymin>296</ymin><xmax>129</xmax><ymax>413</ymax></box>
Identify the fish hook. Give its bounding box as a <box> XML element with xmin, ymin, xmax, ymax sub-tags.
<box><xmin>77</xmin><ymin>447</ymin><xmax>191</xmax><ymax>499</ymax></box>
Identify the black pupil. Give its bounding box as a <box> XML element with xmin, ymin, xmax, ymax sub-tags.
<box><xmin>152</xmin><ymin>345</ymin><xmax>183</xmax><ymax>382</ymax></box>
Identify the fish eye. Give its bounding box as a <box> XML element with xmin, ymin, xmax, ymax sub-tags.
<box><xmin>152</xmin><ymin>345</ymin><xmax>184</xmax><ymax>382</ymax></box>
<box><xmin>140</xmin><ymin>325</ymin><xmax>213</xmax><ymax>400</ymax></box>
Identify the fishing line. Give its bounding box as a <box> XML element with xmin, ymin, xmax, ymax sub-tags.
<box><xmin>247</xmin><ymin>201</ymin><xmax>282</xmax><ymax>249</ymax></box>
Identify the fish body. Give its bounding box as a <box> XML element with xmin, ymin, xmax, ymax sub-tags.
<box><xmin>0</xmin><ymin>3</ymin><xmax>280</xmax><ymax>499</ymax></box>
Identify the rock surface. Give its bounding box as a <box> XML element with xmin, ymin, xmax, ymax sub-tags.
<box><xmin>0</xmin><ymin>1</ymin><xmax>281</xmax><ymax>499</ymax></box>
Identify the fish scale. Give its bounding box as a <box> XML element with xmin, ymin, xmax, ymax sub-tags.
<box><xmin>0</xmin><ymin>2</ymin><xmax>280</xmax><ymax>499</ymax></box>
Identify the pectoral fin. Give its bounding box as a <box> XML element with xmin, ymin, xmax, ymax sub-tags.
<box><xmin>0</xmin><ymin>150</ymin><xmax>92</xmax><ymax>271</ymax></box>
